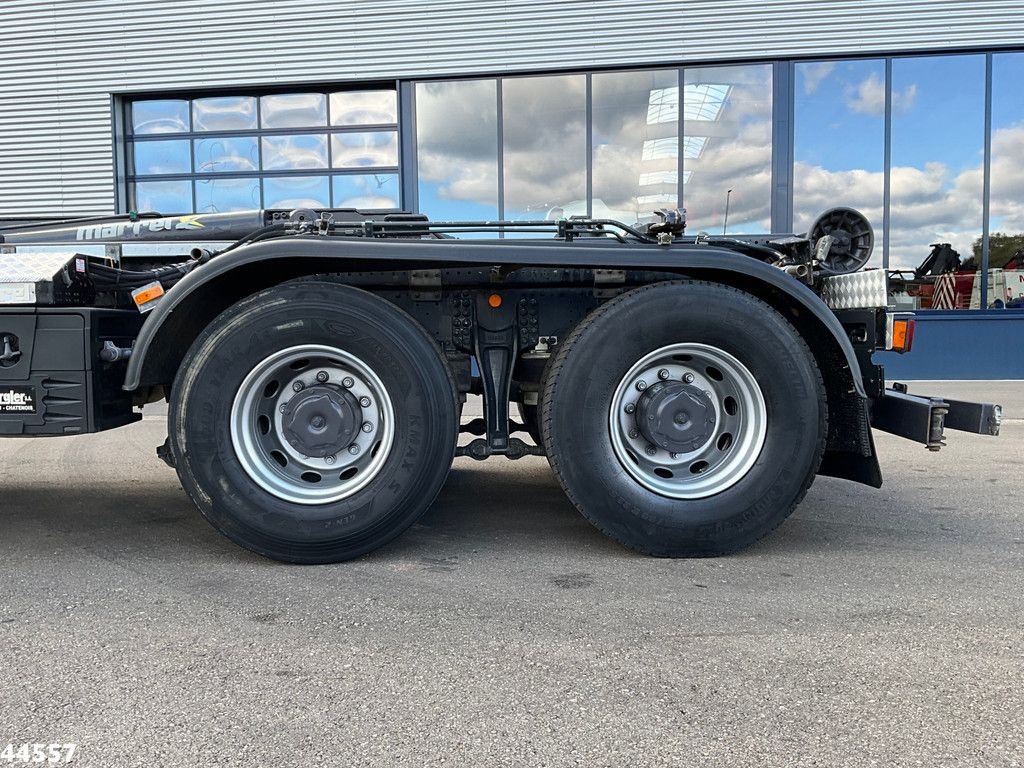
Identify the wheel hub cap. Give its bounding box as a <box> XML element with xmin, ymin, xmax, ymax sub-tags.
<box><xmin>230</xmin><ymin>344</ymin><xmax>395</xmax><ymax>505</ymax></box>
<box><xmin>281</xmin><ymin>386</ymin><xmax>362</xmax><ymax>458</ymax></box>
<box><xmin>635</xmin><ymin>381</ymin><xmax>716</xmax><ymax>453</ymax></box>
<box><xmin>609</xmin><ymin>343</ymin><xmax>767</xmax><ymax>500</ymax></box>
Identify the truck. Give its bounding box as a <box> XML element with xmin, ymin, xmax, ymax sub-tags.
<box><xmin>0</xmin><ymin>205</ymin><xmax>1002</xmax><ymax>563</ymax></box>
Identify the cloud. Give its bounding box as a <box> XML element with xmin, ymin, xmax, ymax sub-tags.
<box><xmin>801</xmin><ymin>62</ymin><xmax>836</xmax><ymax>96</ymax></box>
<box><xmin>793</xmin><ymin>124</ymin><xmax>1024</xmax><ymax>269</ymax></box>
<box><xmin>684</xmin><ymin>118</ymin><xmax>772</xmax><ymax>232</ymax></box>
<box><xmin>845</xmin><ymin>72</ymin><xmax>917</xmax><ymax>116</ymax></box>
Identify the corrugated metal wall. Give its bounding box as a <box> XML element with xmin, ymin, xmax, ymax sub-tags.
<box><xmin>2</xmin><ymin>0</ymin><xmax>1023</xmax><ymax>216</ymax></box>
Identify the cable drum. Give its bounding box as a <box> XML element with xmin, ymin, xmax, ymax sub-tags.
<box><xmin>807</xmin><ymin>207</ymin><xmax>874</xmax><ymax>275</ymax></box>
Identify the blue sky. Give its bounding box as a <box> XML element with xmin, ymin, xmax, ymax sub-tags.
<box><xmin>794</xmin><ymin>55</ymin><xmax>987</xmax><ymax>175</ymax></box>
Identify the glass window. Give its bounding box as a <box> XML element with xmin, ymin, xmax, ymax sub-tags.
<box><xmin>415</xmin><ymin>79</ymin><xmax>499</xmax><ymax>222</ymax></box>
<box><xmin>683</xmin><ymin>64</ymin><xmax>772</xmax><ymax>233</ymax></box>
<box><xmin>331</xmin><ymin>131</ymin><xmax>398</xmax><ymax>168</ymax></box>
<box><xmin>988</xmin><ymin>53</ymin><xmax>1024</xmax><ymax>309</ymax></box>
<box><xmin>889</xmin><ymin>55</ymin><xmax>985</xmax><ymax>283</ymax></box>
<box><xmin>192</xmin><ymin>96</ymin><xmax>257</xmax><ymax>132</ymax></box>
<box><xmin>261</xmin><ymin>134</ymin><xmax>329</xmax><ymax>170</ymax></box>
<box><xmin>133</xmin><ymin>180</ymin><xmax>191</xmax><ymax>213</ymax></box>
<box><xmin>132</xmin><ymin>139</ymin><xmax>191</xmax><ymax>175</ymax></box>
<box><xmin>502</xmin><ymin>74</ymin><xmax>587</xmax><ymax>224</ymax></box>
<box><xmin>195</xmin><ymin>177</ymin><xmax>261</xmax><ymax>212</ymax></box>
<box><xmin>332</xmin><ymin>174</ymin><xmax>400</xmax><ymax>209</ymax></box>
<box><xmin>592</xmin><ymin>70</ymin><xmax>679</xmax><ymax>224</ymax></box>
<box><xmin>127</xmin><ymin>88</ymin><xmax>399</xmax><ymax>214</ymax></box>
<box><xmin>131</xmin><ymin>100</ymin><xmax>190</xmax><ymax>134</ymax></box>
<box><xmin>259</xmin><ymin>93</ymin><xmax>327</xmax><ymax>129</ymax></box>
<box><xmin>330</xmin><ymin>90</ymin><xmax>397</xmax><ymax>126</ymax></box>
<box><xmin>794</xmin><ymin>59</ymin><xmax>885</xmax><ymax>267</ymax></box>
<box><xmin>262</xmin><ymin>175</ymin><xmax>329</xmax><ymax>208</ymax></box>
<box><xmin>194</xmin><ymin>136</ymin><xmax>258</xmax><ymax>173</ymax></box>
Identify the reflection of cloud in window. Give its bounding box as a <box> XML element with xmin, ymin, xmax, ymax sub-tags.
<box><xmin>845</xmin><ymin>72</ymin><xmax>917</xmax><ymax>116</ymax></box>
<box><xmin>415</xmin><ymin>69</ymin><xmax>769</xmax><ymax>229</ymax></box>
<box><xmin>800</xmin><ymin>62</ymin><xmax>836</xmax><ymax>96</ymax></box>
<box><xmin>789</xmin><ymin>123</ymin><xmax>1024</xmax><ymax>269</ymax></box>
<box><xmin>415</xmin><ymin>80</ymin><xmax>499</xmax><ymax>213</ymax></box>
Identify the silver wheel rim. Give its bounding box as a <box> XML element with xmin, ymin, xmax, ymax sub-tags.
<box><xmin>230</xmin><ymin>344</ymin><xmax>395</xmax><ymax>505</ymax></box>
<box><xmin>608</xmin><ymin>343</ymin><xmax>767</xmax><ymax>499</ymax></box>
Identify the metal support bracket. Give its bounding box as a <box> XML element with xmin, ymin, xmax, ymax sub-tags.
<box><xmin>409</xmin><ymin>269</ymin><xmax>442</xmax><ymax>301</ymax></box>
<box><xmin>105</xmin><ymin>243</ymin><xmax>122</xmax><ymax>268</ymax></box>
<box><xmin>593</xmin><ymin>269</ymin><xmax>625</xmax><ymax>298</ymax></box>
<box><xmin>872</xmin><ymin>388</ymin><xmax>948</xmax><ymax>451</ymax></box>
<box><xmin>454</xmin><ymin>292</ymin><xmax>538</xmax><ymax>460</ymax></box>
<box><xmin>472</xmin><ymin>317</ymin><xmax>517</xmax><ymax>455</ymax></box>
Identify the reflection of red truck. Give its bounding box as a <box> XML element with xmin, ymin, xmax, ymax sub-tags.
<box><xmin>890</xmin><ymin>245</ymin><xmax>1024</xmax><ymax>309</ymax></box>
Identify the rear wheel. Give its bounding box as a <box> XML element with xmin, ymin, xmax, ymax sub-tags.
<box><xmin>541</xmin><ymin>280</ymin><xmax>826</xmax><ymax>557</ymax></box>
<box><xmin>169</xmin><ymin>281</ymin><xmax>458</xmax><ymax>563</ymax></box>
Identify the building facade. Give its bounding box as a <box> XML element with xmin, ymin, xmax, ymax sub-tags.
<box><xmin>2</xmin><ymin>1</ymin><xmax>1023</xmax><ymax>376</ymax></box>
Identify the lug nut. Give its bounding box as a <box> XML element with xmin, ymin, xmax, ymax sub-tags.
<box><xmin>324</xmin><ymin>454</ymin><xmax>336</xmax><ymax>465</ymax></box>
<box><xmin>348</xmin><ymin>444</ymin><xmax>361</xmax><ymax>456</ymax></box>
<box><xmin>628</xmin><ymin>428</ymin><xmax>639</xmax><ymax>439</ymax></box>
<box><xmin>342</xmin><ymin>377</ymin><xmax>354</xmax><ymax>388</ymax></box>
<box><xmin>635</xmin><ymin>380</ymin><xmax>647</xmax><ymax>391</ymax></box>
<box><xmin>670</xmin><ymin>452</ymin><xmax>679</xmax><ymax>459</ymax></box>
<box><xmin>362</xmin><ymin>422</ymin><xmax>373</xmax><ymax>433</ymax></box>
<box><xmin>624</xmin><ymin>403</ymin><xmax>636</xmax><ymax>414</ymax></box>
<box><xmin>359</xmin><ymin>396</ymin><xmax>371</xmax><ymax>408</ymax></box>
<box><xmin>292</xmin><ymin>381</ymin><xmax>304</xmax><ymax>392</ymax></box>
<box><xmin>658</xmin><ymin>369</ymin><xmax>670</xmax><ymax>380</ymax></box>
<box><xmin>279</xmin><ymin>403</ymin><xmax>289</xmax><ymax>413</ymax></box>
<box><xmin>683</xmin><ymin>373</ymin><xmax>695</xmax><ymax>384</ymax></box>
<box><xmin>316</xmin><ymin>371</ymin><xmax>329</xmax><ymax>383</ymax></box>
<box><xmin>645</xmin><ymin>446</ymin><xmax>657</xmax><ymax>456</ymax></box>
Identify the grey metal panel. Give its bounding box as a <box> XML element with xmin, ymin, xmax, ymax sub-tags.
<box><xmin>1</xmin><ymin>0</ymin><xmax>1023</xmax><ymax>215</ymax></box>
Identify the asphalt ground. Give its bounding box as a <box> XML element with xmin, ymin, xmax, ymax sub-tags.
<box><xmin>0</xmin><ymin>383</ymin><xmax>1021</xmax><ymax>767</ymax></box>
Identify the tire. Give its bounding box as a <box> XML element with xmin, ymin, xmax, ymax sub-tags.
<box><xmin>540</xmin><ymin>280</ymin><xmax>827</xmax><ymax>557</ymax></box>
<box><xmin>517</xmin><ymin>402</ymin><xmax>543</xmax><ymax>448</ymax></box>
<box><xmin>514</xmin><ymin>353</ymin><xmax>551</xmax><ymax>449</ymax></box>
<box><xmin>168</xmin><ymin>281</ymin><xmax>458</xmax><ymax>564</ymax></box>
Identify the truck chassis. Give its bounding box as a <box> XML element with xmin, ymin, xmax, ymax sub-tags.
<box><xmin>0</xmin><ymin>208</ymin><xmax>1002</xmax><ymax>562</ymax></box>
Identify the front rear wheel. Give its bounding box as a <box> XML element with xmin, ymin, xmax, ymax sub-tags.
<box><xmin>169</xmin><ymin>281</ymin><xmax>458</xmax><ymax>563</ymax></box>
<box><xmin>541</xmin><ymin>280</ymin><xmax>827</xmax><ymax>557</ymax></box>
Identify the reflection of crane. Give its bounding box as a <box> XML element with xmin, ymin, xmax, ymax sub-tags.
<box><xmin>888</xmin><ymin>243</ymin><xmax>1024</xmax><ymax>309</ymax></box>
<box><xmin>723</xmin><ymin>189</ymin><xmax>732</xmax><ymax>234</ymax></box>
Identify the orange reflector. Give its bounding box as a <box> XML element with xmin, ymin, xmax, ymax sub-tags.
<box><xmin>487</xmin><ymin>293</ymin><xmax>502</xmax><ymax>308</ymax></box>
<box><xmin>892</xmin><ymin>317</ymin><xmax>914</xmax><ymax>353</ymax></box>
<box><xmin>132</xmin><ymin>282</ymin><xmax>165</xmax><ymax>308</ymax></box>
